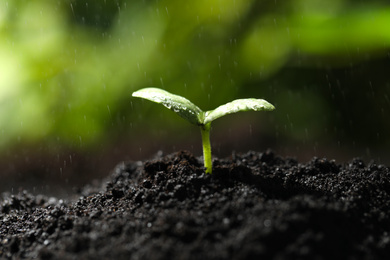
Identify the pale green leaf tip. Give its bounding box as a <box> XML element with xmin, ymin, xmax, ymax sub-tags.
<box><xmin>266</xmin><ymin>102</ymin><xmax>276</xmax><ymax>111</ymax></box>
<box><xmin>132</xmin><ymin>87</ymin><xmax>159</xmax><ymax>97</ymax></box>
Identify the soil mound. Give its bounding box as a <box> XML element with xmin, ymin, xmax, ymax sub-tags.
<box><xmin>1</xmin><ymin>150</ymin><xmax>390</xmax><ymax>259</ymax></box>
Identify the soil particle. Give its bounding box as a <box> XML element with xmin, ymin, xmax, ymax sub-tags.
<box><xmin>1</xmin><ymin>150</ymin><xmax>390</xmax><ymax>259</ymax></box>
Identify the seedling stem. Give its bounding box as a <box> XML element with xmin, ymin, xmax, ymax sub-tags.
<box><xmin>200</xmin><ymin>123</ymin><xmax>212</xmax><ymax>173</ymax></box>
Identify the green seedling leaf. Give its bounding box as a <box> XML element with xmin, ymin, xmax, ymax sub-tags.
<box><xmin>132</xmin><ymin>87</ymin><xmax>275</xmax><ymax>174</ymax></box>
<box><xmin>204</xmin><ymin>98</ymin><xmax>275</xmax><ymax>125</ymax></box>
<box><xmin>132</xmin><ymin>88</ymin><xmax>204</xmax><ymax>125</ymax></box>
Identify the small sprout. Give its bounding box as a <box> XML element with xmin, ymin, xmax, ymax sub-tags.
<box><xmin>132</xmin><ymin>87</ymin><xmax>275</xmax><ymax>174</ymax></box>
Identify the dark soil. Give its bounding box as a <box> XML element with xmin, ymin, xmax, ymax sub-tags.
<box><xmin>1</xmin><ymin>150</ymin><xmax>390</xmax><ymax>259</ymax></box>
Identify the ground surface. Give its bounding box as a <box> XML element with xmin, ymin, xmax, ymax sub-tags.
<box><xmin>1</xmin><ymin>150</ymin><xmax>390</xmax><ymax>259</ymax></box>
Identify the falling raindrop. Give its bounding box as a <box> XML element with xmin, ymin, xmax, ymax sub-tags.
<box><xmin>70</xmin><ymin>3</ymin><xmax>75</xmax><ymax>18</ymax></box>
<box><xmin>107</xmin><ymin>105</ymin><xmax>112</xmax><ymax>118</ymax></box>
<box><xmin>160</xmin><ymin>77</ymin><xmax>164</xmax><ymax>87</ymax></box>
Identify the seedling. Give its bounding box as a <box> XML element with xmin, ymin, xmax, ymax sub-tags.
<box><xmin>132</xmin><ymin>87</ymin><xmax>275</xmax><ymax>174</ymax></box>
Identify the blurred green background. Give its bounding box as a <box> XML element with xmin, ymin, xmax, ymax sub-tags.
<box><xmin>1</xmin><ymin>0</ymin><xmax>390</xmax><ymax>194</ymax></box>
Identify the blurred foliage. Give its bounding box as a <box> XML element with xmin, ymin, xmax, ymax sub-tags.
<box><xmin>1</xmin><ymin>0</ymin><xmax>390</xmax><ymax>153</ymax></box>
